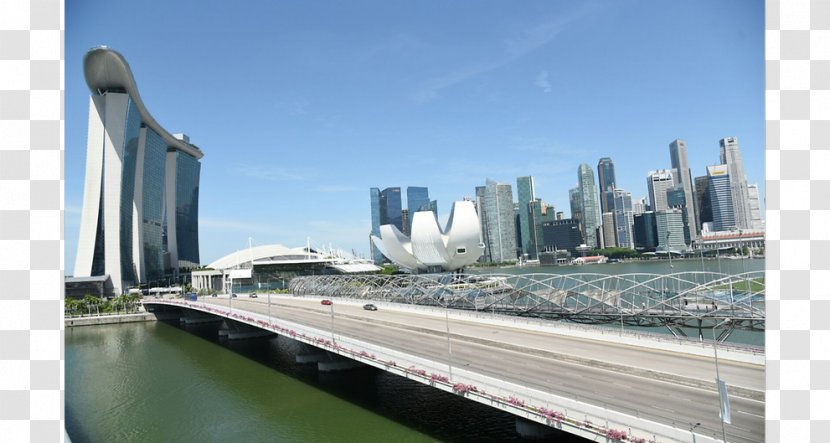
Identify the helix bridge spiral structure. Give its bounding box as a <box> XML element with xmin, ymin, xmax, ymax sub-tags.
<box><xmin>290</xmin><ymin>271</ymin><xmax>765</xmax><ymax>338</ymax></box>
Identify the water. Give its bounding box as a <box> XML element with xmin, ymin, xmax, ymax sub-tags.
<box><xmin>66</xmin><ymin>321</ymin><xmax>587</xmax><ymax>443</ymax></box>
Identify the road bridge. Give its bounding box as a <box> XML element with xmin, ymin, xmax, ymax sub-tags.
<box><xmin>143</xmin><ymin>292</ymin><xmax>763</xmax><ymax>443</ymax></box>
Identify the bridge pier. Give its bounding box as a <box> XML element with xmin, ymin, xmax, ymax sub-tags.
<box><xmin>317</xmin><ymin>355</ymin><xmax>363</xmax><ymax>372</ymax></box>
<box><xmin>219</xmin><ymin>320</ymin><xmax>275</xmax><ymax>340</ymax></box>
<box><xmin>515</xmin><ymin>418</ymin><xmax>557</xmax><ymax>439</ymax></box>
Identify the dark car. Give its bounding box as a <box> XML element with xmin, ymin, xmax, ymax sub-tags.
<box><xmin>363</xmin><ymin>304</ymin><xmax>377</xmax><ymax>311</ymax></box>
<box><xmin>231</xmin><ymin>293</ymin><xmax>237</xmax><ymax>298</ymax></box>
<box><xmin>321</xmin><ymin>299</ymin><xmax>333</xmax><ymax>306</ymax></box>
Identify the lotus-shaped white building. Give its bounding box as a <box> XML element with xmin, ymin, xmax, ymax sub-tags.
<box><xmin>371</xmin><ymin>201</ymin><xmax>485</xmax><ymax>272</ymax></box>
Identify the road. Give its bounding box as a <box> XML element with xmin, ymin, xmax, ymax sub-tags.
<box><xmin>185</xmin><ymin>296</ymin><xmax>765</xmax><ymax>443</ymax></box>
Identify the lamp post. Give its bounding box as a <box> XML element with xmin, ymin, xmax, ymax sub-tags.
<box><xmin>713</xmin><ymin>318</ymin><xmax>731</xmax><ymax>443</ymax></box>
<box><xmin>330</xmin><ymin>302</ymin><xmax>335</xmax><ymax>343</ymax></box>
<box><xmin>689</xmin><ymin>422</ymin><xmax>701</xmax><ymax>443</ymax></box>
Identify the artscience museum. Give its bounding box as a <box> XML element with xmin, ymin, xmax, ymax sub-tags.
<box><xmin>371</xmin><ymin>201</ymin><xmax>485</xmax><ymax>272</ymax></box>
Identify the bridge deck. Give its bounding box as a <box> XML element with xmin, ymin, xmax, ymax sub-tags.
<box><xmin>147</xmin><ymin>295</ymin><xmax>764</xmax><ymax>443</ymax></box>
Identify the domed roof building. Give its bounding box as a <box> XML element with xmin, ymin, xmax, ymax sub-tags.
<box><xmin>371</xmin><ymin>201</ymin><xmax>484</xmax><ymax>272</ymax></box>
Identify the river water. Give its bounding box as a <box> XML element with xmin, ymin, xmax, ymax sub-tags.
<box><xmin>66</xmin><ymin>259</ymin><xmax>764</xmax><ymax>442</ymax></box>
<box><xmin>66</xmin><ymin>321</ymin><xmax>588</xmax><ymax>442</ymax></box>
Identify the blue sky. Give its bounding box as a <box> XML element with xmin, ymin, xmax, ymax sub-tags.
<box><xmin>65</xmin><ymin>0</ymin><xmax>764</xmax><ymax>270</ymax></box>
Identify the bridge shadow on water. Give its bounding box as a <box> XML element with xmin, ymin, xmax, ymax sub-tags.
<box><xmin>171</xmin><ymin>319</ymin><xmax>590</xmax><ymax>442</ymax></box>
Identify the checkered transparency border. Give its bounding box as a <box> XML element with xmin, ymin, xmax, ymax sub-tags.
<box><xmin>0</xmin><ymin>0</ymin><xmax>65</xmax><ymax>442</ymax></box>
<box><xmin>766</xmin><ymin>1</ymin><xmax>830</xmax><ymax>441</ymax></box>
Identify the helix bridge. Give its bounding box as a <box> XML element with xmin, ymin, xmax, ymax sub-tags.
<box><xmin>290</xmin><ymin>271</ymin><xmax>765</xmax><ymax>340</ymax></box>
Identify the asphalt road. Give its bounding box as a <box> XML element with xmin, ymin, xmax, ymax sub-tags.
<box><xmin>185</xmin><ymin>296</ymin><xmax>765</xmax><ymax>443</ymax></box>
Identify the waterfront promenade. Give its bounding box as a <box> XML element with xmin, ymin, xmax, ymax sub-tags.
<box><xmin>145</xmin><ymin>295</ymin><xmax>764</xmax><ymax>442</ymax></box>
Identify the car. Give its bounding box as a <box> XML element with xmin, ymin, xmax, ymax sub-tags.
<box><xmin>250</xmin><ymin>293</ymin><xmax>258</xmax><ymax>298</ymax></box>
<box><xmin>231</xmin><ymin>293</ymin><xmax>237</xmax><ymax>298</ymax></box>
<box><xmin>363</xmin><ymin>304</ymin><xmax>377</xmax><ymax>311</ymax></box>
<box><xmin>321</xmin><ymin>299</ymin><xmax>332</xmax><ymax>306</ymax></box>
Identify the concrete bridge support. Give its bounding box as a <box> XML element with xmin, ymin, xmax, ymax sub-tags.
<box><xmin>218</xmin><ymin>320</ymin><xmax>275</xmax><ymax>340</ymax></box>
<box><xmin>515</xmin><ymin>418</ymin><xmax>557</xmax><ymax>440</ymax></box>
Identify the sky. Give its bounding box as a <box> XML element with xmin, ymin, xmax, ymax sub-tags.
<box><xmin>65</xmin><ymin>0</ymin><xmax>764</xmax><ymax>271</ymax></box>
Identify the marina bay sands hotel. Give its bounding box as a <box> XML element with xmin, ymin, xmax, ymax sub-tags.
<box><xmin>74</xmin><ymin>47</ymin><xmax>202</xmax><ymax>295</ymax></box>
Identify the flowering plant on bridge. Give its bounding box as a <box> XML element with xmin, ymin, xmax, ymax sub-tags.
<box><xmin>406</xmin><ymin>366</ymin><xmax>427</xmax><ymax>376</ymax></box>
<box><xmin>537</xmin><ymin>407</ymin><xmax>564</xmax><ymax>423</ymax></box>
<box><xmin>606</xmin><ymin>429</ymin><xmax>627</xmax><ymax>441</ymax></box>
<box><xmin>451</xmin><ymin>383</ymin><xmax>478</xmax><ymax>394</ymax></box>
<box><xmin>429</xmin><ymin>373</ymin><xmax>449</xmax><ymax>383</ymax></box>
<box><xmin>507</xmin><ymin>396</ymin><xmax>525</xmax><ymax>407</ymax></box>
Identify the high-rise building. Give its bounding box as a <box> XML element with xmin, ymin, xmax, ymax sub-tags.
<box><xmin>475</xmin><ymin>186</ymin><xmax>491</xmax><ymax>262</ymax></box>
<box><xmin>707</xmin><ymin>164</ymin><xmax>736</xmax><ymax>231</ymax></box>
<box><xmin>482</xmin><ymin>179</ymin><xmax>517</xmax><ymax>262</ymax></box>
<box><xmin>612</xmin><ymin>188</ymin><xmax>634</xmax><ymax>248</ymax></box>
<box><xmin>669</xmin><ymin>139</ymin><xmax>699</xmax><ymax>239</ymax></box>
<box><xmin>569</xmin><ymin>187</ymin><xmax>583</xmax><ymax>224</ymax></box>
<box><xmin>379</xmin><ymin>187</ymin><xmax>403</xmax><ymax>231</ymax></box>
<box><xmin>656</xmin><ymin>209</ymin><xmax>687</xmax><ymax>252</ymax></box>
<box><xmin>516</xmin><ymin>176</ymin><xmax>536</xmax><ymax>258</ymax></box>
<box><xmin>597</xmin><ymin>157</ymin><xmax>616</xmax><ymax>215</ymax></box>
<box><xmin>369</xmin><ymin>188</ymin><xmax>384</xmax><ymax>264</ymax></box>
<box><xmin>601</xmin><ymin>212</ymin><xmax>617</xmax><ymax>248</ymax></box>
<box><xmin>74</xmin><ymin>47</ymin><xmax>203</xmax><ymax>295</ymax></box>
<box><xmin>632</xmin><ymin>197</ymin><xmax>647</xmax><ymax>215</ymax></box>
<box><xmin>720</xmin><ymin>137</ymin><xmax>752</xmax><ymax>229</ymax></box>
<box><xmin>694</xmin><ymin>176</ymin><xmax>713</xmax><ymax>232</ymax></box>
<box><xmin>633</xmin><ymin>211</ymin><xmax>658</xmax><ymax>251</ymax></box>
<box><xmin>401</xmin><ymin>209</ymin><xmax>411</xmax><ymax>236</ymax></box>
<box><xmin>541</xmin><ymin>219</ymin><xmax>584</xmax><ymax>255</ymax></box>
<box><xmin>528</xmin><ymin>199</ymin><xmax>556</xmax><ymax>259</ymax></box>
<box><xmin>666</xmin><ymin>186</ymin><xmax>691</xmax><ymax>245</ymax></box>
<box><xmin>747</xmin><ymin>183</ymin><xmax>763</xmax><ymax>229</ymax></box>
<box><xmin>406</xmin><ymin>186</ymin><xmax>430</xmax><ymax>232</ymax></box>
<box><xmin>577</xmin><ymin>164</ymin><xmax>600</xmax><ymax>248</ymax></box>
<box><xmin>646</xmin><ymin>169</ymin><xmax>675</xmax><ymax>213</ymax></box>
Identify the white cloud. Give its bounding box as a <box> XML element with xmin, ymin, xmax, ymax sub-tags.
<box><xmin>535</xmin><ymin>70</ymin><xmax>552</xmax><ymax>93</ymax></box>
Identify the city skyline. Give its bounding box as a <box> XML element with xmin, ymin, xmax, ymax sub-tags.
<box><xmin>65</xmin><ymin>1</ymin><xmax>763</xmax><ymax>270</ymax></box>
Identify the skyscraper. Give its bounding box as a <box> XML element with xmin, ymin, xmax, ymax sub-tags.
<box><xmin>666</xmin><ymin>186</ymin><xmax>691</xmax><ymax>245</ymax></box>
<box><xmin>646</xmin><ymin>169</ymin><xmax>675</xmax><ymax>213</ymax></box>
<box><xmin>369</xmin><ymin>188</ymin><xmax>384</xmax><ymax>264</ymax></box>
<box><xmin>656</xmin><ymin>209</ymin><xmax>687</xmax><ymax>252</ymax></box>
<box><xmin>528</xmin><ymin>199</ymin><xmax>556</xmax><ymax>259</ymax></box>
<box><xmin>669</xmin><ymin>139</ymin><xmax>698</xmax><ymax>240</ymax></box>
<box><xmin>612</xmin><ymin>188</ymin><xmax>634</xmax><ymax>248</ymax></box>
<box><xmin>720</xmin><ymin>137</ymin><xmax>752</xmax><ymax>229</ymax></box>
<box><xmin>694</xmin><ymin>176</ymin><xmax>713</xmax><ymax>232</ymax></box>
<box><xmin>633</xmin><ymin>211</ymin><xmax>658</xmax><ymax>251</ymax></box>
<box><xmin>516</xmin><ymin>176</ymin><xmax>536</xmax><ymax>258</ymax></box>
<box><xmin>747</xmin><ymin>183</ymin><xmax>763</xmax><ymax>229</ymax></box>
<box><xmin>379</xmin><ymin>187</ymin><xmax>403</xmax><ymax>231</ymax></box>
<box><xmin>569</xmin><ymin>187</ymin><xmax>583</xmax><ymax>224</ymax></box>
<box><xmin>74</xmin><ymin>47</ymin><xmax>203</xmax><ymax>295</ymax></box>
<box><xmin>707</xmin><ymin>164</ymin><xmax>736</xmax><ymax>231</ymax></box>
<box><xmin>601</xmin><ymin>212</ymin><xmax>617</xmax><ymax>248</ymax></box>
<box><xmin>597</xmin><ymin>157</ymin><xmax>616</xmax><ymax>215</ymax></box>
<box><xmin>482</xmin><ymin>179</ymin><xmax>517</xmax><ymax>262</ymax></box>
<box><xmin>406</xmin><ymin>186</ymin><xmax>430</xmax><ymax>232</ymax></box>
<box><xmin>577</xmin><ymin>164</ymin><xmax>600</xmax><ymax>248</ymax></box>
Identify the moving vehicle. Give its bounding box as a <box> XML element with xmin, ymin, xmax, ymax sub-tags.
<box><xmin>363</xmin><ymin>303</ymin><xmax>377</xmax><ymax>311</ymax></box>
<box><xmin>250</xmin><ymin>293</ymin><xmax>257</xmax><ymax>298</ymax></box>
<box><xmin>321</xmin><ymin>299</ymin><xmax>333</xmax><ymax>306</ymax></box>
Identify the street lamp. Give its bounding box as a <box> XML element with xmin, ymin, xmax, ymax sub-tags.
<box><xmin>689</xmin><ymin>422</ymin><xmax>701</xmax><ymax>443</ymax></box>
<box><xmin>713</xmin><ymin>318</ymin><xmax>731</xmax><ymax>443</ymax></box>
<box><xmin>330</xmin><ymin>302</ymin><xmax>336</xmax><ymax>343</ymax></box>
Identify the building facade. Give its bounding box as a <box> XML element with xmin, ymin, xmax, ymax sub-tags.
<box><xmin>541</xmin><ymin>219</ymin><xmax>584</xmax><ymax>256</ymax></box>
<box><xmin>482</xmin><ymin>179</ymin><xmax>517</xmax><ymax>262</ymax></box>
<box><xmin>669</xmin><ymin>139</ymin><xmax>699</xmax><ymax>240</ymax></box>
<box><xmin>516</xmin><ymin>176</ymin><xmax>536</xmax><ymax>258</ymax></box>
<box><xmin>379</xmin><ymin>187</ymin><xmax>403</xmax><ymax>232</ymax></box>
<box><xmin>719</xmin><ymin>137</ymin><xmax>752</xmax><ymax>229</ymax></box>
<box><xmin>74</xmin><ymin>47</ymin><xmax>203</xmax><ymax>295</ymax></box>
<box><xmin>694</xmin><ymin>176</ymin><xmax>713</xmax><ymax>232</ymax></box>
<box><xmin>707</xmin><ymin>164</ymin><xmax>736</xmax><ymax>232</ymax></box>
<box><xmin>646</xmin><ymin>169</ymin><xmax>675</xmax><ymax>213</ymax></box>
<box><xmin>406</xmin><ymin>186</ymin><xmax>430</xmax><ymax>232</ymax></box>
<box><xmin>601</xmin><ymin>212</ymin><xmax>617</xmax><ymax>248</ymax></box>
<box><xmin>528</xmin><ymin>199</ymin><xmax>556</xmax><ymax>259</ymax></box>
<box><xmin>633</xmin><ymin>211</ymin><xmax>658</xmax><ymax>251</ymax></box>
<box><xmin>369</xmin><ymin>188</ymin><xmax>384</xmax><ymax>264</ymax></box>
<box><xmin>655</xmin><ymin>209</ymin><xmax>687</xmax><ymax>252</ymax></box>
<box><xmin>577</xmin><ymin>164</ymin><xmax>600</xmax><ymax>248</ymax></box>
<box><xmin>597</xmin><ymin>157</ymin><xmax>616</xmax><ymax>215</ymax></box>
<box><xmin>612</xmin><ymin>188</ymin><xmax>634</xmax><ymax>248</ymax></box>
